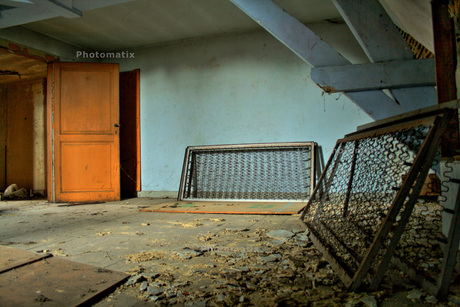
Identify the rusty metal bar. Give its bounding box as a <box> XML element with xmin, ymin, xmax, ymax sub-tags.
<box><xmin>320</xmin><ymin>142</ymin><xmax>346</xmax><ymax>202</ymax></box>
<box><xmin>185</xmin><ymin>142</ymin><xmax>317</xmax><ymax>151</ymax></box>
<box><xmin>343</xmin><ymin>116</ymin><xmax>437</xmax><ymax>143</ymax></box>
<box><xmin>300</xmin><ymin>142</ymin><xmax>341</xmax><ymax>218</ymax></box>
<box><xmin>343</xmin><ymin>140</ymin><xmax>359</xmax><ymax>217</ymax></box>
<box><xmin>189</xmin><ymin>152</ymin><xmax>197</xmax><ymax>198</ymax></box>
<box><xmin>178</xmin><ymin>147</ymin><xmax>192</xmax><ymax>201</ymax></box>
<box><xmin>310</xmin><ymin>142</ymin><xmax>317</xmax><ymax>194</ymax></box>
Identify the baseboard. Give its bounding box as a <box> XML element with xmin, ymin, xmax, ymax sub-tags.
<box><xmin>137</xmin><ymin>191</ymin><xmax>178</xmax><ymax>199</ymax></box>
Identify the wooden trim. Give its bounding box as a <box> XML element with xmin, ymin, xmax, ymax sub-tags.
<box><xmin>135</xmin><ymin>69</ymin><xmax>141</xmax><ymax>192</ymax></box>
<box><xmin>357</xmin><ymin>99</ymin><xmax>460</xmax><ymax>132</ymax></box>
<box><xmin>432</xmin><ymin>0</ymin><xmax>459</xmax><ymax>157</ymax></box>
<box><xmin>46</xmin><ymin>63</ymin><xmax>56</xmax><ymax>202</ymax></box>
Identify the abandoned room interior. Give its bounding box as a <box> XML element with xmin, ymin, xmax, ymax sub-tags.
<box><xmin>1</xmin><ymin>0</ymin><xmax>460</xmax><ymax>306</ymax></box>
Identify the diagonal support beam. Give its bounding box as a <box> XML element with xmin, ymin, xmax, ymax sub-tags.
<box><xmin>74</xmin><ymin>0</ymin><xmax>138</xmax><ymax>11</ymax></box>
<box><xmin>333</xmin><ymin>0</ymin><xmax>437</xmax><ymax>111</ymax></box>
<box><xmin>229</xmin><ymin>0</ymin><xmax>408</xmax><ymax>120</ymax></box>
<box><xmin>0</xmin><ymin>0</ymin><xmax>33</xmax><ymax>8</ymax></box>
<box><xmin>311</xmin><ymin>58</ymin><xmax>436</xmax><ymax>92</ymax></box>
<box><xmin>230</xmin><ymin>0</ymin><xmax>347</xmax><ymax>67</ymax></box>
<box><xmin>30</xmin><ymin>0</ymin><xmax>81</xmax><ymax>18</ymax></box>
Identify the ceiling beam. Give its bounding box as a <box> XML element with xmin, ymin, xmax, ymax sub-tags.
<box><xmin>333</xmin><ymin>0</ymin><xmax>412</xmax><ymax>62</ymax></box>
<box><xmin>74</xmin><ymin>0</ymin><xmax>138</xmax><ymax>12</ymax></box>
<box><xmin>0</xmin><ymin>0</ymin><xmax>137</xmax><ymax>29</ymax></box>
<box><xmin>29</xmin><ymin>0</ymin><xmax>81</xmax><ymax>18</ymax></box>
<box><xmin>333</xmin><ymin>0</ymin><xmax>437</xmax><ymax>112</ymax></box>
<box><xmin>229</xmin><ymin>0</ymin><xmax>409</xmax><ymax>120</ymax></box>
<box><xmin>0</xmin><ymin>0</ymin><xmax>34</xmax><ymax>8</ymax></box>
<box><xmin>311</xmin><ymin>58</ymin><xmax>436</xmax><ymax>93</ymax></box>
<box><xmin>0</xmin><ymin>7</ymin><xmax>58</xmax><ymax>28</ymax></box>
<box><xmin>230</xmin><ymin>0</ymin><xmax>347</xmax><ymax>67</ymax></box>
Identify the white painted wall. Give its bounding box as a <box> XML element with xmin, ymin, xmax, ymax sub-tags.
<box><xmin>118</xmin><ymin>30</ymin><xmax>372</xmax><ymax>194</ymax></box>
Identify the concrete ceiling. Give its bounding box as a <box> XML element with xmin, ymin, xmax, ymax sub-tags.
<box><xmin>18</xmin><ymin>0</ymin><xmax>342</xmax><ymax>51</ymax></box>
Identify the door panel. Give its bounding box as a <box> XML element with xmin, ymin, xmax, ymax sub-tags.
<box><xmin>60</xmin><ymin>71</ymin><xmax>112</xmax><ymax>133</ymax></box>
<box><xmin>47</xmin><ymin>62</ymin><xmax>120</xmax><ymax>202</ymax></box>
<box><xmin>60</xmin><ymin>143</ymin><xmax>112</xmax><ymax>191</ymax></box>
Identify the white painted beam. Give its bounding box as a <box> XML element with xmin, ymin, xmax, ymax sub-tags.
<box><xmin>311</xmin><ymin>58</ymin><xmax>436</xmax><ymax>92</ymax></box>
<box><xmin>30</xmin><ymin>0</ymin><xmax>81</xmax><ymax>18</ymax></box>
<box><xmin>333</xmin><ymin>0</ymin><xmax>437</xmax><ymax>111</ymax></box>
<box><xmin>229</xmin><ymin>0</ymin><xmax>413</xmax><ymax>120</ymax></box>
<box><xmin>229</xmin><ymin>0</ymin><xmax>348</xmax><ymax>67</ymax></box>
<box><xmin>74</xmin><ymin>0</ymin><xmax>138</xmax><ymax>12</ymax></box>
<box><xmin>0</xmin><ymin>0</ymin><xmax>34</xmax><ymax>8</ymax></box>
<box><xmin>333</xmin><ymin>0</ymin><xmax>413</xmax><ymax>62</ymax></box>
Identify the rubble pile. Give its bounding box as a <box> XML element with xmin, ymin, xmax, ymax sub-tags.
<box><xmin>112</xmin><ymin>225</ymin><xmax>439</xmax><ymax>306</ymax></box>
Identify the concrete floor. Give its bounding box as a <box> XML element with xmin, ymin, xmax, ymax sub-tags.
<box><xmin>0</xmin><ymin>198</ymin><xmax>454</xmax><ymax>306</ymax></box>
<box><xmin>0</xmin><ymin>198</ymin><xmax>303</xmax><ymax>270</ymax></box>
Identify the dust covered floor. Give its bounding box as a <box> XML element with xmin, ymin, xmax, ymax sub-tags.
<box><xmin>0</xmin><ymin>198</ymin><xmax>457</xmax><ymax>306</ymax></box>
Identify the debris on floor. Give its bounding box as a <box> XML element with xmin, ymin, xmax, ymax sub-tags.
<box><xmin>3</xmin><ymin>184</ymin><xmax>28</xmax><ymax>200</ymax></box>
<box><xmin>180</xmin><ymin>221</ymin><xmax>204</xmax><ymax>228</ymax></box>
<box><xmin>113</xmin><ymin>227</ymin><xmax>444</xmax><ymax>306</ymax></box>
<box><xmin>1</xmin><ymin>199</ymin><xmax>456</xmax><ymax>306</ymax></box>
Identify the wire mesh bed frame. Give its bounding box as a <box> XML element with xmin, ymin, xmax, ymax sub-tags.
<box><xmin>178</xmin><ymin>142</ymin><xmax>317</xmax><ymax>202</ymax></box>
<box><xmin>300</xmin><ymin>108</ymin><xmax>454</xmax><ymax>293</ymax></box>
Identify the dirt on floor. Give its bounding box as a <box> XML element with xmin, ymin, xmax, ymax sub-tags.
<box><xmin>95</xmin><ymin>224</ymin><xmax>459</xmax><ymax>307</ymax></box>
<box><xmin>0</xmin><ymin>199</ymin><xmax>459</xmax><ymax>306</ymax></box>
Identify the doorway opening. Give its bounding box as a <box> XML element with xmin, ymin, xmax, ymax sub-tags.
<box><xmin>0</xmin><ymin>47</ymin><xmax>47</xmax><ymax>198</ymax></box>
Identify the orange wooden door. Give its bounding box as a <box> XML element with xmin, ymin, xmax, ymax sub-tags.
<box><xmin>47</xmin><ymin>62</ymin><xmax>120</xmax><ymax>202</ymax></box>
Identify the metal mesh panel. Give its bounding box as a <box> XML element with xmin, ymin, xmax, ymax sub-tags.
<box><xmin>391</xmin><ymin>155</ymin><xmax>454</xmax><ymax>298</ymax></box>
<box><xmin>395</xmin><ymin>200</ymin><xmax>444</xmax><ymax>283</ymax></box>
<box><xmin>178</xmin><ymin>143</ymin><xmax>316</xmax><ymax>201</ymax></box>
<box><xmin>300</xmin><ymin>113</ymin><xmax>449</xmax><ymax>291</ymax></box>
